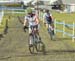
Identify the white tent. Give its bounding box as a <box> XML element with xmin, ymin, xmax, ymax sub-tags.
<box><xmin>22</xmin><ymin>0</ymin><xmax>32</xmax><ymax>6</ymax></box>
<box><xmin>32</xmin><ymin>0</ymin><xmax>57</xmax><ymax>5</ymax></box>
<box><xmin>62</xmin><ymin>0</ymin><xmax>75</xmax><ymax>13</ymax></box>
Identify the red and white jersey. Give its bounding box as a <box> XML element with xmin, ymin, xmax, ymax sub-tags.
<box><xmin>25</xmin><ymin>14</ymin><xmax>39</xmax><ymax>26</ymax></box>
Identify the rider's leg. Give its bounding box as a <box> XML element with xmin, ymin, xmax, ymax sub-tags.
<box><xmin>46</xmin><ymin>23</ymin><xmax>52</xmax><ymax>33</ymax></box>
<box><xmin>50</xmin><ymin>26</ymin><xmax>55</xmax><ymax>35</ymax></box>
<box><xmin>36</xmin><ymin>30</ymin><xmax>41</xmax><ymax>40</ymax></box>
<box><xmin>35</xmin><ymin>25</ymin><xmax>41</xmax><ymax>42</ymax></box>
<box><xmin>45</xmin><ymin>24</ymin><xmax>49</xmax><ymax>32</ymax></box>
<box><xmin>50</xmin><ymin>23</ymin><xmax>55</xmax><ymax>35</ymax></box>
<box><xmin>29</xmin><ymin>27</ymin><xmax>33</xmax><ymax>47</ymax></box>
<box><xmin>50</xmin><ymin>23</ymin><xmax>55</xmax><ymax>40</ymax></box>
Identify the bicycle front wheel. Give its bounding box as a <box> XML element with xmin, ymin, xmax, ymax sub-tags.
<box><xmin>28</xmin><ymin>35</ymin><xmax>35</xmax><ymax>54</ymax></box>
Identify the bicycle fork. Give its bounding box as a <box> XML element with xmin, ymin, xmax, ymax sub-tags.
<box><xmin>29</xmin><ymin>34</ymin><xmax>38</xmax><ymax>54</ymax></box>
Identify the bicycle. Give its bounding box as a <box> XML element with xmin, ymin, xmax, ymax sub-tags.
<box><xmin>24</xmin><ymin>26</ymin><xmax>46</xmax><ymax>54</ymax></box>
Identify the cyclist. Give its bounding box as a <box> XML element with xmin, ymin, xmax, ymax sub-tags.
<box><xmin>24</xmin><ymin>8</ymin><xmax>41</xmax><ymax>47</ymax></box>
<box><xmin>43</xmin><ymin>9</ymin><xmax>55</xmax><ymax>37</ymax></box>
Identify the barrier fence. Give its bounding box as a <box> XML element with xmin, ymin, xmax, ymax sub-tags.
<box><xmin>1</xmin><ymin>9</ymin><xmax>75</xmax><ymax>42</ymax></box>
<box><xmin>54</xmin><ymin>20</ymin><xmax>75</xmax><ymax>42</ymax></box>
<box><xmin>0</xmin><ymin>10</ymin><xmax>4</xmax><ymax>24</ymax></box>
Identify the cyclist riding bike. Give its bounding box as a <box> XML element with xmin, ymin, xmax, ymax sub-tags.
<box><xmin>24</xmin><ymin>8</ymin><xmax>41</xmax><ymax>47</ymax></box>
<box><xmin>43</xmin><ymin>9</ymin><xmax>55</xmax><ymax>38</ymax></box>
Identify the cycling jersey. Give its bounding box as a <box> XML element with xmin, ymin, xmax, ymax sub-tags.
<box><xmin>25</xmin><ymin>14</ymin><xmax>38</xmax><ymax>27</ymax></box>
<box><xmin>43</xmin><ymin>13</ymin><xmax>52</xmax><ymax>24</ymax></box>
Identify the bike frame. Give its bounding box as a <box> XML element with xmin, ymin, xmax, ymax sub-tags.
<box><xmin>31</xmin><ymin>27</ymin><xmax>38</xmax><ymax>41</ymax></box>
<box><xmin>29</xmin><ymin>26</ymin><xmax>46</xmax><ymax>54</ymax></box>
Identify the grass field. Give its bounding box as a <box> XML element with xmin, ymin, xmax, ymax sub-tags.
<box><xmin>52</xmin><ymin>11</ymin><xmax>75</xmax><ymax>23</ymax></box>
<box><xmin>0</xmin><ymin>10</ymin><xmax>75</xmax><ymax>61</ymax></box>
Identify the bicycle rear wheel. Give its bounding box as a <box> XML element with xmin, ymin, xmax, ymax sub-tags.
<box><xmin>36</xmin><ymin>41</ymin><xmax>46</xmax><ymax>54</ymax></box>
<box><xmin>49</xmin><ymin>31</ymin><xmax>53</xmax><ymax>40</ymax></box>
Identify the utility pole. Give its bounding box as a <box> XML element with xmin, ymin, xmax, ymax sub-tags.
<box><xmin>36</xmin><ymin>0</ymin><xmax>38</xmax><ymax>9</ymax></box>
<box><xmin>36</xmin><ymin>0</ymin><xmax>39</xmax><ymax>17</ymax></box>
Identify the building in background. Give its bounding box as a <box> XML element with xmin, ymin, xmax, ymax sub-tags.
<box><xmin>31</xmin><ymin>0</ymin><xmax>58</xmax><ymax>10</ymax></box>
<box><xmin>62</xmin><ymin>0</ymin><xmax>75</xmax><ymax>13</ymax></box>
<box><xmin>0</xmin><ymin>0</ymin><xmax>21</xmax><ymax>5</ymax></box>
<box><xmin>0</xmin><ymin>0</ymin><xmax>75</xmax><ymax>13</ymax></box>
<box><xmin>52</xmin><ymin>0</ymin><xmax>75</xmax><ymax>13</ymax></box>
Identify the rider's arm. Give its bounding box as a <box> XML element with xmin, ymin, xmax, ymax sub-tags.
<box><xmin>35</xmin><ymin>15</ymin><xmax>39</xmax><ymax>24</ymax></box>
<box><xmin>24</xmin><ymin>16</ymin><xmax>28</xmax><ymax>26</ymax></box>
<box><xmin>50</xmin><ymin>14</ymin><xmax>54</xmax><ymax>23</ymax></box>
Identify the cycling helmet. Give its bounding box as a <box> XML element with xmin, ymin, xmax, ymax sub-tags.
<box><xmin>27</xmin><ymin>7</ymin><xmax>33</xmax><ymax>14</ymax></box>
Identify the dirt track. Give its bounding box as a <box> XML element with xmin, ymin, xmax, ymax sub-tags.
<box><xmin>0</xmin><ymin>16</ymin><xmax>75</xmax><ymax>61</ymax></box>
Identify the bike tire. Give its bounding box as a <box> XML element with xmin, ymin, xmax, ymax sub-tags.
<box><xmin>29</xmin><ymin>45</ymin><xmax>34</xmax><ymax>54</ymax></box>
<box><xmin>28</xmin><ymin>35</ymin><xmax>35</xmax><ymax>54</ymax></box>
<box><xmin>36</xmin><ymin>41</ymin><xmax>46</xmax><ymax>54</ymax></box>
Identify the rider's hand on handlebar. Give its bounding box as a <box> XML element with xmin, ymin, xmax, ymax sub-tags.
<box><xmin>23</xmin><ymin>26</ymin><xmax>28</xmax><ymax>32</ymax></box>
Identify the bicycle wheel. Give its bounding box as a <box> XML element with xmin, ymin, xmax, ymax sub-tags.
<box><xmin>36</xmin><ymin>40</ymin><xmax>46</xmax><ymax>54</ymax></box>
<box><xmin>32</xmin><ymin>35</ymin><xmax>46</xmax><ymax>54</ymax></box>
<box><xmin>49</xmin><ymin>31</ymin><xmax>53</xmax><ymax>40</ymax></box>
<box><xmin>33</xmin><ymin>35</ymin><xmax>40</xmax><ymax>52</ymax></box>
<box><xmin>49</xmin><ymin>30</ymin><xmax>55</xmax><ymax>41</ymax></box>
<box><xmin>28</xmin><ymin>35</ymin><xmax>35</xmax><ymax>54</ymax></box>
<box><xmin>48</xmin><ymin>28</ymin><xmax>53</xmax><ymax>40</ymax></box>
<box><xmin>41</xmin><ymin>43</ymin><xmax>46</xmax><ymax>54</ymax></box>
<box><xmin>37</xmin><ymin>41</ymin><xmax>42</xmax><ymax>51</ymax></box>
<box><xmin>33</xmin><ymin>35</ymin><xmax>38</xmax><ymax>52</ymax></box>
